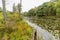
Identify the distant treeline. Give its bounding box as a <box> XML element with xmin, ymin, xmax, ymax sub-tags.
<box><xmin>24</xmin><ymin>0</ymin><xmax>60</xmax><ymax>17</ymax></box>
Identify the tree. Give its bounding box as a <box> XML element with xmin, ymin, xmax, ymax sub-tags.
<box><xmin>2</xmin><ymin>0</ymin><xmax>7</xmax><ymax>24</ymax></box>
<box><xmin>13</xmin><ymin>3</ymin><xmax>16</xmax><ymax>13</ymax></box>
<box><xmin>55</xmin><ymin>0</ymin><xmax>60</xmax><ymax>16</ymax></box>
<box><xmin>17</xmin><ymin>3</ymin><xmax>21</xmax><ymax>14</ymax></box>
<box><xmin>16</xmin><ymin>0</ymin><xmax>22</xmax><ymax>18</ymax></box>
<box><xmin>26</xmin><ymin>1</ymin><xmax>57</xmax><ymax>17</ymax></box>
<box><xmin>20</xmin><ymin>0</ymin><xmax>22</xmax><ymax>13</ymax></box>
<box><xmin>28</xmin><ymin>8</ymin><xmax>36</xmax><ymax>16</ymax></box>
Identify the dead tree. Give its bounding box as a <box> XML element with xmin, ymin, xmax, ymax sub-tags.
<box><xmin>2</xmin><ymin>0</ymin><xmax>7</xmax><ymax>24</ymax></box>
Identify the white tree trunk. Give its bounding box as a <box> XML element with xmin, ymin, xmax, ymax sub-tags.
<box><xmin>2</xmin><ymin>0</ymin><xmax>7</xmax><ymax>23</ymax></box>
<box><xmin>20</xmin><ymin>0</ymin><xmax>22</xmax><ymax>12</ymax></box>
<box><xmin>18</xmin><ymin>0</ymin><xmax>22</xmax><ymax>18</ymax></box>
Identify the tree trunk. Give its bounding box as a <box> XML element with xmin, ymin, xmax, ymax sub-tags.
<box><xmin>13</xmin><ymin>3</ymin><xmax>16</xmax><ymax>13</ymax></box>
<box><xmin>18</xmin><ymin>0</ymin><xmax>22</xmax><ymax>18</ymax></box>
<box><xmin>2</xmin><ymin>0</ymin><xmax>7</xmax><ymax>24</ymax></box>
<box><xmin>20</xmin><ymin>0</ymin><xmax>22</xmax><ymax>12</ymax></box>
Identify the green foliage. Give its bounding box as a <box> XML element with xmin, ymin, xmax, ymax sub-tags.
<box><xmin>0</xmin><ymin>7</ymin><xmax>2</xmax><ymax>12</ymax></box>
<box><xmin>26</xmin><ymin>0</ymin><xmax>60</xmax><ymax>17</ymax></box>
<box><xmin>54</xmin><ymin>0</ymin><xmax>60</xmax><ymax>15</ymax></box>
<box><xmin>0</xmin><ymin>12</ymin><xmax>33</xmax><ymax>40</ymax></box>
<box><xmin>26</xmin><ymin>8</ymin><xmax>36</xmax><ymax>17</ymax></box>
<box><xmin>30</xmin><ymin>16</ymin><xmax>60</xmax><ymax>39</ymax></box>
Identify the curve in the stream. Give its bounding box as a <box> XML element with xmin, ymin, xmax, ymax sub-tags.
<box><xmin>24</xmin><ymin>19</ymin><xmax>57</xmax><ymax>40</ymax></box>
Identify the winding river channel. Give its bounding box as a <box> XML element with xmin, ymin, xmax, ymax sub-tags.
<box><xmin>24</xmin><ymin>17</ymin><xmax>58</xmax><ymax>40</ymax></box>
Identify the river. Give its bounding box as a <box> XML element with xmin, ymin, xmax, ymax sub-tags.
<box><xmin>24</xmin><ymin>17</ymin><xmax>58</xmax><ymax>40</ymax></box>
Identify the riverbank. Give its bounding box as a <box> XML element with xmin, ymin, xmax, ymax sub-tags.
<box><xmin>24</xmin><ymin>19</ymin><xmax>57</xmax><ymax>40</ymax></box>
<box><xmin>0</xmin><ymin>12</ymin><xmax>33</xmax><ymax>40</ymax></box>
<box><xmin>27</xmin><ymin>16</ymin><xmax>60</xmax><ymax>40</ymax></box>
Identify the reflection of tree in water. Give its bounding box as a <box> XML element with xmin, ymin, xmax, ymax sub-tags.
<box><xmin>34</xmin><ymin>30</ymin><xmax>37</xmax><ymax>40</ymax></box>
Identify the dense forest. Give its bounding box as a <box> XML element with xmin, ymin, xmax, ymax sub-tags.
<box><xmin>25</xmin><ymin>0</ymin><xmax>60</xmax><ymax>16</ymax></box>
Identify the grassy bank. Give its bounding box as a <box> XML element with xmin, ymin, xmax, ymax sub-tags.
<box><xmin>30</xmin><ymin>16</ymin><xmax>60</xmax><ymax>39</ymax></box>
<box><xmin>0</xmin><ymin>12</ymin><xmax>33</xmax><ymax>40</ymax></box>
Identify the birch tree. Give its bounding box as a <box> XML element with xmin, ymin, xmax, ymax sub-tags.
<box><xmin>2</xmin><ymin>0</ymin><xmax>7</xmax><ymax>24</ymax></box>
<box><xmin>19</xmin><ymin>0</ymin><xmax>22</xmax><ymax>18</ymax></box>
<box><xmin>13</xmin><ymin>3</ymin><xmax>16</xmax><ymax>13</ymax></box>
